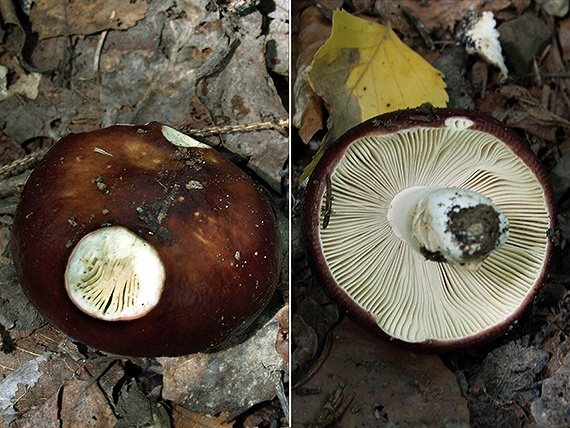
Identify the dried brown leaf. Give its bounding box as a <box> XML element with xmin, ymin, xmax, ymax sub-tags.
<box><xmin>60</xmin><ymin>379</ymin><xmax>117</xmax><ymax>427</ymax></box>
<box><xmin>172</xmin><ymin>404</ymin><xmax>233</xmax><ymax>428</ymax></box>
<box><xmin>17</xmin><ymin>391</ymin><xmax>60</xmax><ymax>428</ymax></box>
<box><xmin>468</xmin><ymin>340</ymin><xmax>549</xmax><ymax>427</ymax></box>
<box><xmin>532</xmin><ymin>351</ymin><xmax>570</xmax><ymax>427</ymax></box>
<box><xmin>275</xmin><ymin>304</ymin><xmax>289</xmax><ymax>369</ymax></box>
<box><xmin>29</xmin><ymin>0</ymin><xmax>148</xmax><ymax>39</ymax></box>
<box><xmin>293</xmin><ymin>6</ymin><xmax>331</xmax><ymax>143</ymax></box>
<box><xmin>197</xmin><ymin>11</ymin><xmax>288</xmax><ymax>192</ymax></box>
<box><xmin>265</xmin><ymin>0</ymin><xmax>289</xmax><ymax>77</ymax></box>
<box><xmin>0</xmin><ymin>326</ymin><xmax>84</xmax><ymax>426</ymax></box>
<box><xmin>160</xmin><ymin>317</ymin><xmax>282</xmax><ymax>421</ymax></box>
<box><xmin>292</xmin><ymin>318</ymin><xmax>469</xmax><ymax>426</ymax></box>
<box><xmin>295</xmin><ymin>7</ymin><xmax>333</xmax><ymax>72</ymax></box>
<box><xmin>398</xmin><ymin>0</ymin><xmax>486</xmax><ymax>32</ymax></box>
<box><xmin>496</xmin><ymin>85</ymin><xmax>570</xmax><ymax>142</ymax></box>
<box><xmin>559</xmin><ymin>16</ymin><xmax>570</xmax><ymax>61</ymax></box>
<box><xmin>0</xmin><ymin>0</ymin><xmax>40</xmax><ymax>72</ymax></box>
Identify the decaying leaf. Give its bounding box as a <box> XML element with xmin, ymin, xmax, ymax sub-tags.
<box><xmin>309</xmin><ymin>9</ymin><xmax>448</xmax><ymax>143</ymax></box>
<box><xmin>398</xmin><ymin>0</ymin><xmax>486</xmax><ymax>33</ymax></box>
<box><xmin>292</xmin><ymin>318</ymin><xmax>469</xmax><ymax>426</ymax></box>
<box><xmin>467</xmin><ymin>339</ymin><xmax>549</xmax><ymax>427</ymax></box>
<box><xmin>293</xmin><ymin>6</ymin><xmax>331</xmax><ymax>144</ymax></box>
<box><xmin>29</xmin><ymin>0</ymin><xmax>148</xmax><ymax>39</ymax></box>
<box><xmin>300</xmin><ymin>9</ymin><xmax>448</xmax><ymax>180</ymax></box>
<box><xmin>275</xmin><ymin>304</ymin><xmax>289</xmax><ymax>369</ymax></box>
<box><xmin>159</xmin><ymin>317</ymin><xmax>283</xmax><ymax>422</ymax></box>
<box><xmin>171</xmin><ymin>404</ymin><xmax>233</xmax><ymax>428</ymax></box>
<box><xmin>0</xmin><ymin>325</ymin><xmax>88</xmax><ymax>426</ymax></box>
<box><xmin>531</xmin><ymin>353</ymin><xmax>570</xmax><ymax>426</ymax></box>
<box><xmin>0</xmin><ymin>352</ymin><xmax>49</xmax><ymax>424</ymax></box>
<box><xmin>59</xmin><ymin>379</ymin><xmax>118</xmax><ymax>427</ymax></box>
<box><xmin>495</xmin><ymin>85</ymin><xmax>570</xmax><ymax>143</ymax></box>
<box><xmin>197</xmin><ymin>11</ymin><xmax>288</xmax><ymax>192</ymax></box>
<box><xmin>0</xmin><ymin>0</ymin><xmax>44</xmax><ymax>73</ymax></box>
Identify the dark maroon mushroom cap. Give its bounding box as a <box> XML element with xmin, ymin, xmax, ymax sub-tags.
<box><xmin>304</xmin><ymin>107</ymin><xmax>555</xmax><ymax>352</ymax></box>
<box><xmin>11</xmin><ymin>122</ymin><xmax>281</xmax><ymax>357</ymax></box>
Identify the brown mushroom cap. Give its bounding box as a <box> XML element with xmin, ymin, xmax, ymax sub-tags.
<box><xmin>304</xmin><ymin>108</ymin><xmax>555</xmax><ymax>352</ymax></box>
<box><xmin>11</xmin><ymin>122</ymin><xmax>281</xmax><ymax>357</ymax></box>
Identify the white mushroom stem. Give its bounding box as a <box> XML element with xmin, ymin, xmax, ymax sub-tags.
<box><xmin>387</xmin><ymin>186</ymin><xmax>509</xmax><ymax>270</ymax></box>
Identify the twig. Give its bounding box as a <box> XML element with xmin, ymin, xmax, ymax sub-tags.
<box><xmin>93</xmin><ymin>11</ymin><xmax>115</xmax><ymax>74</ymax></box>
<box><xmin>0</xmin><ymin>149</ymin><xmax>48</xmax><ymax>178</ymax></box>
<box><xmin>308</xmin><ymin>382</ymin><xmax>354</xmax><ymax>427</ymax></box>
<box><xmin>184</xmin><ymin>119</ymin><xmax>289</xmax><ymax>137</ymax></box>
<box><xmin>93</xmin><ymin>30</ymin><xmax>108</xmax><ymax>74</ymax></box>
<box><xmin>0</xmin><ymin>120</ymin><xmax>289</xmax><ymax>178</ymax></box>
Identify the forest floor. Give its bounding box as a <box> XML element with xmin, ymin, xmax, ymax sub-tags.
<box><xmin>291</xmin><ymin>1</ymin><xmax>570</xmax><ymax>427</ymax></box>
<box><xmin>0</xmin><ymin>0</ymin><xmax>289</xmax><ymax>427</ymax></box>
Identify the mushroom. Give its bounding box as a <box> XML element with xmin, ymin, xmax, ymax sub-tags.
<box><xmin>11</xmin><ymin>122</ymin><xmax>281</xmax><ymax>357</ymax></box>
<box><xmin>304</xmin><ymin>108</ymin><xmax>555</xmax><ymax>351</ymax></box>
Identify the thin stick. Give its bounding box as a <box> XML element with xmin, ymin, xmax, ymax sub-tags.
<box><xmin>93</xmin><ymin>11</ymin><xmax>115</xmax><ymax>74</ymax></box>
<box><xmin>93</xmin><ymin>30</ymin><xmax>108</xmax><ymax>74</ymax></box>
<box><xmin>0</xmin><ymin>120</ymin><xmax>289</xmax><ymax>177</ymax></box>
<box><xmin>185</xmin><ymin>119</ymin><xmax>289</xmax><ymax>137</ymax></box>
<box><xmin>0</xmin><ymin>148</ymin><xmax>49</xmax><ymax>178</ymax></box>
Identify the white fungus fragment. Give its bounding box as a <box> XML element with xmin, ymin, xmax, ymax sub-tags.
<box><xmin>464</xmin><ymin>11</ymin><xmax>508</xmax><ymax>83</ymax></box>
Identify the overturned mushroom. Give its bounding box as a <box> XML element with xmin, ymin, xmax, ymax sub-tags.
<box><xmin>304</xmin><ymin>108</ymin><xmax>555</xmax><ymax>351</ymax></box>
<box><xmin>11</xmin><ymin>122</ymin><xmax>281</xmax><ymax>357</ymax></box>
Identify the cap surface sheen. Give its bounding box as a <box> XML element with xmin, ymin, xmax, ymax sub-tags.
<box><xmin>10</xmin><ymin>122</ymin><xmax>282</xmax><ymax>357</ymax></box>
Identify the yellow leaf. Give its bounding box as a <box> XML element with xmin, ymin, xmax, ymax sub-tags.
<box><xmin>309</xmin><ymin>9</ymin><xmax>448</xmax><ymax>143</ymax></box>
